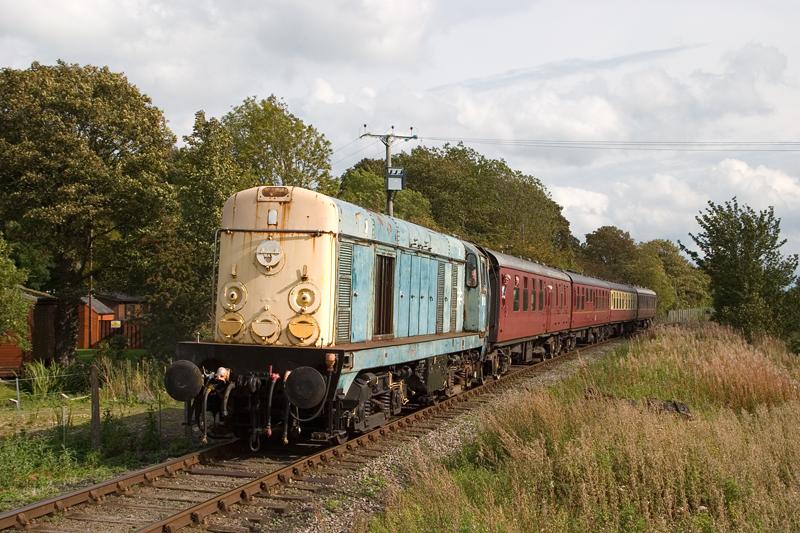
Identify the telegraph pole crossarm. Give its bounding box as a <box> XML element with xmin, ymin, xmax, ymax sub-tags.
<box><xmin>360</xmin><ymin>126</ymin><xmax>417</xmax><ymax>217</ymax></box>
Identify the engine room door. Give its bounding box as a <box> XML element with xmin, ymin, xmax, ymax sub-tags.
<box><xmin>349</xmin><ymin>244</ymin><xmax>373</xmax><ymax>343</ymax></box>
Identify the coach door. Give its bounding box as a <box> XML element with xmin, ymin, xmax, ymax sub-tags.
<box><xmin>545</xmin><ymin>281</ymin><xmax>554</xmax><ymax>333</ymax></box>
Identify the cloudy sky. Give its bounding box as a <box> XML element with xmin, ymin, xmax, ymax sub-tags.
<box><xmin>2</xmin><ymin>0</ymin><xmax>799</xmax><ymax>256</ymax></box>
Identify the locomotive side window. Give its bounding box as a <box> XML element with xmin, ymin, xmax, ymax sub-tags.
<box><xmin>373</xmin><ymin>254</ymin><xmax>395</xmax><ymax>336</ymax></box>
<box><xmin>465</xmin><ymin>253</ymin><xmax>478</xmax><ymax>288</ymax></box>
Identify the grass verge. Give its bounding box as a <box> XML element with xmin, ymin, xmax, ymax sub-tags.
<box><xmin>370</xmin><ymin>323</ymin><xmax>800</xmax><ymax>532</ymax></box>
<box><xmin>0</xmin><ymin>405</ymin><xmax>196</xmax><ymax>511</ymax></box>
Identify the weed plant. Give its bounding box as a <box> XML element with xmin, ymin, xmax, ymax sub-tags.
<box><xmin>372</xmin><ymin>324</ymin><xmax>800</xmax><ymax>532</ymax></box>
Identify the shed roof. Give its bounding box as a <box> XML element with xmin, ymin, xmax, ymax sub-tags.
<box><xmin>81</xmin><ymin>296</ymin><xmax>114</xmax><ymax>315</ymax></box>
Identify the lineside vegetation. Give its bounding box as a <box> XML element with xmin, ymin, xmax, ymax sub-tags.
<box><xmin>371</xmin><ymin>323</ymin><xmax>800</xmax><ymax>532</ymax></box>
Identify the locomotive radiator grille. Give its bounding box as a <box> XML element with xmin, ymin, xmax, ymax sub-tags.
<box><xmin>449</xmin><ymin>264</ymin><xmax>458</xmax><ymax>332</ymax></box>
<box><xmin>336</xmin><ymin>241</ymin><xmax>354</xmax><ymax>343</ymax></box>
<box><xmin>436</xmin><ymin>261</ymin><xmax>445</xmax><ymax>334</ymax></box>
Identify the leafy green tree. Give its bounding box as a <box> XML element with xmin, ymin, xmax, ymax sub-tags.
<box><xmin>0</xmin><ymin>234</ymin><xmax>31</xmax><ymax>349</ymax></box>
<box><xmin>224</xmin><ymin>96</ymin><xmax>335</xmax><ymax>192</ymax></box>
<box><xmin>382</xmin><ymin>145</ymin><xmax>576</xmax><ymax>268</ymax></box>
<box><xmin>140</xmin><ymin>112</ymin><xmax>246</xmax><ymax>355</ymax></box>
<box><xmin>0</xmin><ymin>61</ymin><xmax>175</xmax><ymax>363</ymax></box>
<box><xmin>777</xmin><ymin>283</ymin><xmax>800</xmax><ymax>352</ymax></box>
<box><xmin>580</xmin><ymin>226</ymin><xmax>638</xmax><ymax>282</ymax></box>
<box><xmin>337</xmin><ymin>167</ymin><xmax>437</xmax><ymax>228</ymax></box>
<box><xmin>639</xmin><ymin>239</ymin><xmax>711</xmax><ymax>309</ymax></box>
<box><xmin>682</xmin><ymin>198</ymin><xmax>798</xmax><ymax>340</ymax></box>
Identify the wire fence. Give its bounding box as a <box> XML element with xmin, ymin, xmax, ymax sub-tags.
<box><xmin>0</xmin><ymin>361</ymin><xmax>182</xmax><ymax>451</ymax></box>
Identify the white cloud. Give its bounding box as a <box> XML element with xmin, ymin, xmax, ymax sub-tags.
<box><xmin>550</xmin><ymin>186</ymin><xmax>610</xmax><ymax>238</ymax></box>
<box><xmin>310</xmin><ymin>78</ymin><xmax>345</xmax><ymax>104</ymax></box>
<box><xmin>712</xmin><ymin>159</ymin><xmax>800</xmax><ymax>209</ymax></box>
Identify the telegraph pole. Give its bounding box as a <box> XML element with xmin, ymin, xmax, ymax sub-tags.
<box><xmin>360</xmin><ymin>126</ymin><xmax>417</xmax><ymax>217</ymax></box>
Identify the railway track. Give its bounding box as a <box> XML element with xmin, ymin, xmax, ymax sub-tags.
<box><xmin>1</xmin><ymin>338</ymin><xmax>623</xmax><ymax>532</ymax></box>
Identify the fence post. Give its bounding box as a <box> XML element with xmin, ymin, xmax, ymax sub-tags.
<box><xmin>15</xmin><ymin>376</ymin><xmax>20</xmax><ymax>410</ymax></box>
<box><xmin>91</xmin><ymin>365</ymin><xmax>101</xmax><ymax>450</ymax></box>
<box><xmin>184</xmin><ymin>400</ymin><xmax>192</xmax><ymax>440</ymax></box>
<box><xmin>124</xmin><ymin>359</ymin><xmax>130</xmax><ymax>402</ymax></box>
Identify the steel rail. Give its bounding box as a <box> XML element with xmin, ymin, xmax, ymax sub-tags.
<box><xmin>0</xmin><ymin>439</ymin><xmax>236</xmax><ymax>530</ymax></box>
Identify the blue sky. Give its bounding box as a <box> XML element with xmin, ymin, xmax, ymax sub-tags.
<box><xmin>2</xmin><ymin>0</ymin><xmax>799</xmax><ymax>256</ymax></box>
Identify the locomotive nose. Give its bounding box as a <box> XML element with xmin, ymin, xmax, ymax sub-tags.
<box><xmin>165</xmin><ymin>360</ymin><xmax>204</xmax><ymax>401</ymax></box>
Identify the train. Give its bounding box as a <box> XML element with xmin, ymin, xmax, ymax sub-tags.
<box><xmin>164</xmin><ymin>186</ymin><xmax>656</xmax><ymax>449</ymax></box>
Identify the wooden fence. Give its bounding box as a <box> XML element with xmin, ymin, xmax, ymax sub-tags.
<box><xmin>96</xmin><ymin>320</ymin><xmax>143</xmax><ymax>348</ymax></box>
<box><xmin>666</xmin><ymin>307</ymin><xmax>713</xmax><ymax>324</ymax></box>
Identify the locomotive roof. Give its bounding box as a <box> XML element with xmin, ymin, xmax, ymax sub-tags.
<box><xmin>485</xmin><ymin>250</ymin><xmax>571</xmax><ymax>281</ymax></box>
<box><xmin>330</xmin><ymin>192</ymin><xmax>465</xmax><ymax>261</ymax></box>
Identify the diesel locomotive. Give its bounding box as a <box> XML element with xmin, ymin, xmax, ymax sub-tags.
<box><xmin>164</xmin><ymin>186</ymin><xmax>656</xmax><ymax>449</ymax></box>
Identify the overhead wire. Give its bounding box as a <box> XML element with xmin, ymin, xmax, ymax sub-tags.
<box><xmin>418</xmin><ymin>136</ymin><xmax>800</xmax><ymax>152</ymax></box>
<box><xmin>330</xmin><ymin>138</ymin><xmax>381</xmax><ymax>167</ymax></box>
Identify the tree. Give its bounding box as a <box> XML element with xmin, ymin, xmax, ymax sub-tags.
<box><xmin>385</xmin><ymin>145</ymin><xmax>576</xmax><ymax>268</ymax></box>
<box><xmin>337</xmin><ymin>166</ymin><xmax>437</xmax><ymax>228</ymax></box>
<box><xmin>138</xmin><ymin>112</ymin><xmax>246</xmax><ymax>356</ymax></box>
<box><xmin>682</xmin><ymin>198</ymin><xmax>798</xmax><ymax>340</ymax></box>
<box><xmin>639</xmin><ymin>239</ymin><xmax>711</xmax><ymax>309</ymax></box>
<box><xmin>0</xmin><ymin>234</ymin><xmax>31</xmax><ymax>350</ymax></box>
<box><xmin>223</xmin><ymin>96</ymin><xmax>335</xmax><ymax>192</ymax></box>
<box><xmin>0</xmin><ymin>61</ymin><xmax>175</xmax><ymax>363</ymax></box>
<box><xmin>580</xmin><ymin>226</ymin><xmax>638</xmax><ymax>282</ymax></box>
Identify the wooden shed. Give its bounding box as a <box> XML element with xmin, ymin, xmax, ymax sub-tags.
<box><xmin>0</xmin><ymin>287</ymin><xmax>57</xmax><ymax>376</ymax></box>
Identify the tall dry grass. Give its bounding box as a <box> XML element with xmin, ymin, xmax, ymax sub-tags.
<box><xmin>372</xmin><ymin>324</ymin><xmax>800</xmax><ymax>532</ymax></box>
<box><xmin>94</xmin><ymin>355</ymin><xmax>165</xmax><ymax>402</ymax></box>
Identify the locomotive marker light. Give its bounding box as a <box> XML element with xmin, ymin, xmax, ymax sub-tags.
<box><xmin>221</xmin><ymin>281</ymin><xmax>247</xmax><ymax>311</ymax></box>
<box><xmin>288</xmin><ymin>282</ymin><xmax>321</xmax><ymax>314</ymax></box>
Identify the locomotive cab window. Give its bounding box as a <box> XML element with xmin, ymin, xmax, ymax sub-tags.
<box><xmin>373</xmin><ymin>254</ymin><xmax>395</xmax><ymax>336</ymax></box>
<box><xmin>465</xmin><ymin>253</ymin><xmax>478</xmax><ymax>288</ymax></box>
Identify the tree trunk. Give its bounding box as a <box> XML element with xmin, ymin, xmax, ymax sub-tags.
<box><xmin>54</xmin><ymin>297</ymin><xmax>79</xmax><ymax>365</ymax></box>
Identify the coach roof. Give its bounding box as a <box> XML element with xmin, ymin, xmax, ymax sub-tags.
<box><xmin>485</xmin><ymin>249</ymin><xmax>571</xmax><ymax>281</ymax></box>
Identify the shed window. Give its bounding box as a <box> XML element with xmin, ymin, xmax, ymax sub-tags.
<box><xmin>523</xmin><ymin>278</ymin><xmax>529</xmax><ymax>311</ymax></box>
<box><xmin>374</xmin><ymin>254</ymin><xmax>395</xmax><ymax>336</ymax></box>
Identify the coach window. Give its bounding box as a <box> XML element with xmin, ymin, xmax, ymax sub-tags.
<box><xmin>539</xmin><ymin>280</ymin><xmax>544</xmax><ymax>310</ymax></box>
<box><xmin>465</xmin><ymin>253</ymin><xmax>478</xmax><ymax>288</ymax></box>
<box><xmin>513</xmin><ymin>285</ymin><xmax>520</xmax><ymax>311</ymax></box>
<box><xmin>373</xmin><ymin>254</ymin><xmax>395</xmax><ymax>336</ymax></box>
<box><xmin>523</xmin><ymin>278</ymin><xmax>529</xmax><ymax>311</ymax></box>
